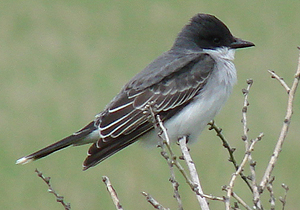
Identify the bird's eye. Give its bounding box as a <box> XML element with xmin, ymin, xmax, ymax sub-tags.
<box><xmin>213</xmin><ymin>37</ymin><xmax>221</xmax><ymax>44</ymax></box>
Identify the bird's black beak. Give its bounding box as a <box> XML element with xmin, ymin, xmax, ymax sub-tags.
<box><xmin>230</xmin><ymin>37</ymin><xmax>254</xmax><ymax>49</ymax></box>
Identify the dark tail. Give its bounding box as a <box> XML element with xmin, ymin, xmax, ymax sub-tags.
<box><xmin>16</xmin><ymin>121</ymin><xmax>98</xmax><ymax>165</ymax></box>
<box><xmin>83</xmin><ymin>138</ymin><xmax>137</xmax><ymax>170</ymax></box>
<box><xmin>83</xmin><ymin>123</ymin><xmax>153</xmax><ymax>170</ymax></box>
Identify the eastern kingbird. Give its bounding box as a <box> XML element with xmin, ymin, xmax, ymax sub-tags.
<box><xmin>16</xmin><ymin>13</ymin><xmax>254</xmax><ymax>170</ymax></box>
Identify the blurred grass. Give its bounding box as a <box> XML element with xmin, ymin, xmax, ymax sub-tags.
<box><xmin>2</xmin><ymin>0</ymin><xmax>300</xmax><ymax>209</ymax></box>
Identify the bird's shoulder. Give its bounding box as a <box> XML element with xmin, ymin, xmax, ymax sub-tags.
<box><xmin>125</xmin><ymin>49</ymin><xmax>216</xmax><ymax>92</ymax></box>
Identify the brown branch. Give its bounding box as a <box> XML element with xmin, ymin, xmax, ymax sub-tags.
<box><xmin>102</xmin><ymin>176</ymin><xmax>124</xmax><ymax>210</ymax></box>
<box><xmin>259</xmin><ymin>48</ymin><xmax>300</xmax><ymax>191</ymax></box>
<box><xmin>35</xmin><ymin>169</ymin><xmax>71</xmax><ymax>210</ymax></box>
<box><xmin>208</xmin><ymin>121</ymin><xmax>252</xmax><ymax>192</ymax></box>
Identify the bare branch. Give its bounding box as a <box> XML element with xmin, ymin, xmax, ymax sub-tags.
<box><xmin>231</xmin><ymin>192</ymin><xmax>252</xmax><ymax>210</ymax></box>
<box><xmin>259</xmin><ymin>49</ymin><xmax>300</xmax><ymax>191</ymax></box>
<box><xmin>145</xmin><ymin>104</ymin><xmax>184</xmax><ymax>208</ymax></box>
<box><xmin>241</xmin><ymin>79</ymin><xmax>253</xmax><ymax>150</ymax></box>
<box><xmin>35</xmin><ymin>169</ymin><xmax>71</xmax><ymax>210</ymax></box>
<box><xmin>156</xmin><ymin>116</ymin><xmax>224</xmax><ymax>203</ymax></box>
<box><xmin>266</xmin><ymin>177</ymin><xmax>276</xmax><ymax>210</ymax></box>
<box><xmin>141</xmin><ymin>192</ymin><xmax>170</xmax><ymax>210</ymax></box>
<box><xmin>151</xmin><ymin>110</ymin><xmax>223</xmax><ymax>209</ymax></box>
<box><xmin>155</xmin><ymin>113</ymin><xmax>171</xmax><ymax>146</ymax></box>
<box><xmin>241</xmin><ymin>79</ymin><xmax>263</xmax><ymax>209</ymax></box>
<box><xmin>225</xmin><ymin>133</ymin><xmax>263</xmax><ymax>210</ymax></box>
<box><xmin>279</xmin><ymin>183</ymin><xmax>289</xmax><ymax>210</ymax></box>
<box><xmin>268</xmin><ymin>70</ymin><xmax>291</xmax><ymax>94</ymax></box>
<box><xmin>208</xmin><ymin>121</ymin><xmax>252</xmax><ymax>191</ymax></box>
<box><xmin>178</xmin><ymin>136</ymin><xmax>210</xmax><ymax>210</ymax></box>
<box><xmin>147</xmin><ymin>106</ymin><xmax>183</xmax><ymax>209</ymax></box>
<box><xmin>249</xmin><ymin>157</ymin><xmax>261</xmax><ymax>209</ymax></box>
<box><xmin>102</xmin><ymin>176</ymin><xmax>124</xmax><ymax>210</ymax></box>
<box><xmin>159</xmin><ymin>147</ymin><xmax>183</xmax><ymax>209</ymax></box>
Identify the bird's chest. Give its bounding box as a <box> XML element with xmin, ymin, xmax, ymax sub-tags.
<box><xmin>164</xmin><ymin>56</ymin><xmax>237</xmax><ymax>143</ymax></box>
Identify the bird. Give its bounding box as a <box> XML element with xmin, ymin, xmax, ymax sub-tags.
<box><xmin>16</xmin><ymin>13</ymin><xmax>254</xmax><ymax>170</ymax></box>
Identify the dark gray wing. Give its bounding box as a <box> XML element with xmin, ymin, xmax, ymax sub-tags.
<box><xmin>83</xmin><ymin>51</ymin><xmax>215</xmax><ymax>170</ymax></box>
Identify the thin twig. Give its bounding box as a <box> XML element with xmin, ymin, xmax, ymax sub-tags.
<box><xmin>241</xmin><ymin>79</ymin><xmax>263</xmax><ymax>209</ymax></box>
<box><xmin>266</xmin><ymin>177</ymin><xmax>276</xmax><ymax>210</ymax></box>
<box><xmin>208</xmin><ymin>121</ymin><xmax>252</xmax><ymax>192</ymax></box>
<box><xmin>279</xmin><ymin>183</ymin><xmax>289</xmax><ymax>210</ymax></box>
<box><xmin>232</xmin><ymin>202</ymin><xmax>240</xmax><ymax>210</ymax></box>
<box><xmin>141</xmin><ymin>192</ymin><xmax>170</xmax><ymax>210</ymax></box>
<box><xmin>35</xmin><ymin>169</ymin><xmax>71</xmax><ymax>210</ymax></box>
<box><xmin>146</xmin><ymin>104</ymin><xmax>183</xmax><ymax>210</ymax></box>
<box><xmin>159</xmin><ymin>147</ymin><xmax>183</xmax><ymax>210</ymax></box>
<box><xmin>156</xmin><ymin>116</ymin><xmax>224</xmax><ymax>202</ymax></box>
<box><xmin>249</xmin><ymin>157</ymin><xmax>261</xmax><ymax>209</ymax></box>
<box><xmin>155</xmin><ymin>115</ymin><xmax>183</xmax><ymax>209</ymax></box>
<box><xmin>225</xmin><ymin>133</ymin><xmax>263</xmax><ymax>210</ymax></box>
<box><xmin>146</xmin><ymin>103</ymin><xmax>224</xmax><ymax>209</ymax></box>
<box><xmin>268</xmin><ymin>70</ymin><xmax>291</xmax><ymax>94</ymax></box>
<box><xmin>260</xmin><ymin>49</ymin><xmax>300</xmax><ymax>191</ymax></box>
<box><xmin>146</xmin><ymin>104</ymin><xmax>182</xmax><ymax>207</ymax></box>
<box><xmin>178</xmin><ymin>136</ymin><xmax>210</xmax><ymax>210</ymax></box>
<box><xmin>241</xmin><ymin>79</ymin><xmax>253</xmax><ymax>151</ymax></box>
<box><xmin>231</xmin><ymin>192</ymin><xmax>252</xmax><ymax>210</ymax></box>
<box><xmin>102</xmin><ymin>176</ymin><xmax>124</xmax><ymax>210</ymax></box>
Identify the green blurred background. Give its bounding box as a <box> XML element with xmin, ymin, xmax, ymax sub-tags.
<box><xmin>2</xmin><ymin>0</ymin><xmax>300</xmax><ymax>209</ymax></box>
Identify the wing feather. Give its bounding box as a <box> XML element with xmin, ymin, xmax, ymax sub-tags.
<box><xmin>83</xmin><ymin>52</ymin><xmax>215</xmax><ymax>169</ymax></box>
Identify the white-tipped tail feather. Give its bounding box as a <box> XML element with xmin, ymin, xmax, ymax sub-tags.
<box><xmin>16</xmin><ymin>157</ymin><xmax>33</xmax><ymax>165</ymax></box>
<box><xmin>16</xmin><ymin>121</ymin><xmax>98</xmax><ymax>166</ymax></box>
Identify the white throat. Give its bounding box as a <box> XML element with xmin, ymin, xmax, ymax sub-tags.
<box><xmin>204</xmin><ymin>47</ymin><xmax>236</xmax><ymax>61</ymax></box>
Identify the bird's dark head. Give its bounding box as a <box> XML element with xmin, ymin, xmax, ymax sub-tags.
<box><xmin>174</xmin><ymin>13</ymin><xmax>254</xmax><ymax>50</ymax></box>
